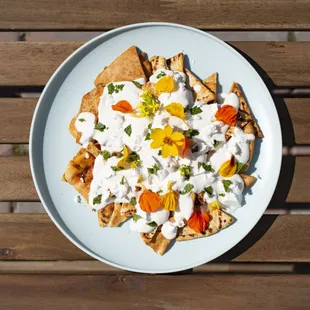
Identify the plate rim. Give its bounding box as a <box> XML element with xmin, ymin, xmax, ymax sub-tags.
<box><xmin>29</xmin><ymin>22</ymin><xmax>282</xmax><ymax>273</ymax></box>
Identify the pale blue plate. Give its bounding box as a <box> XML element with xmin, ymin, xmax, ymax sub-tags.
<box><xmin>30</xmin><ymin>23</ymin><xmax>282</xmax><ymax>273</ymax></box>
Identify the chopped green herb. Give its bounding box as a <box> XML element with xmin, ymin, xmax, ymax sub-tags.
<box><xmin>201</xmin><ymin>163</ymin><xmax>215</xmax><ymax>173</ymax></box>
<box><xmin>180</xmin><ymin>183</ymin><xmax>194</xmax><ymax>195</ymax></box>
<box><xmin>120</xmin><ymin>176</ymin><xmax>126</xmax><ymax>185</ymax></box>
<box><xmin>147</xmin><ymin>123</ymin><xmax>152</xmax><ymax>130</ymax></box>
<box><xmin>191</xmin><ymin>145</ymin><xmax>199</xmax><ymax>153</ymax></box>
<box><xmin>184</xmin><ymin>128</ymin><xmax>200</xmax><ymax>139</ymax></box>
<box><xmin>133</xmin><ymin>213</ymin><xmax>142</xmax><ymax>222</ymax></box>
<box><xmin>126</xmin><ymin>151</ymin><xmax>141</xmax><ymax>167</ymax></box>
<box><xmin>116</xmin><ymin>152</ymin><xmax>124</xmax><ymax>158</ymax></box>
<box><xmin>107</xmin><ymin>83</ymin><xmax>115</xmax><ymax>94</ymax></box>
<box><xmin>156</xmin><ymin>71</ymin><xmax>166</xmax><ymax>79</ymax></box>
<box><xmin>145</xmin><ymin>132</ymin><xmax>151</xmax><ymax>140</ymax></box>
<box><xmin>190</xmin><ymin>106</ymin><xmax>203</xmax><ymax>115</ymax></box>
<box><xmin>219</xmin><ymin>193</ymin><xmax>225</xmax><ymax>197</ymax></box>
<box><xmin>158</xmin><ymin>150</ymin><xmax>162</xmax><ymax>156</ymax></box>
<box><xmin>93</xmin><ymin>194</ymin><xmax>102</xmax><ymax>205</ymax></box>
<box><xmin>78</xmin><ymin>118</ymin><xmax>85</xmax><ymax>122</ymax></box>
<box><xmin>124</xmin><ymin>124</ymin><xmax>132</xmax><ymax>137</ymax></box>
<box><xmin>94</xmin><ymin>122</ymin><xmax>107</xmax><ymax>132</ymax></box>
<box><xmin>236</xmin><ymin>162</ymin><xmax>244</xmax><ymax>173</ymax></box>
<box><xmin>100</xmin><ymin>150</ymin><xmax>111</xmax><ymax>160</ymax></box>
<box><xmin>147</xmin><ymin>163</ymin><xmax>160</xmax><ymax>175</ymax></box>
<box><xmin>222</xmin><ymin>180</ymin><xmax>233</xmax><ymax>192</ymax></box>
<box><xmin>213</xmin><ymin>140</ymin><xmax>221</xmax><ymax>148</ymax></box>
<box><xmin>147</xmin><ymin>221</ymin><xmax>158</xmax><ymax>227</ymax></box>
<box><xmin>132</xmin><ymin>80</ymin><xmax>142</xmax><ymax>89</ymax></box>
<box><xmin>111</xmin><ymin>166</ymin><xmax>124</xmax><ymax>172</ymax></box>
<box><xmin>204</xmin><ymin>186</ymin><xmax>213</xmax><ymax>197</ymax></box>
<box><xmin>184</xmin><ymin>105</ymin><xmax>190</xmax><ymax>113</ymax></box>
<box><xmin>130</xmin><ymin>197</ymin><xmax>137</xmax><ymax>206</ymax></box>
<box><xmin>179</xmin><ymin>165</ymin><xmax>191</xmax><ymax>180</ymax></box>
<box><xmin>157</xmin><ymin>190</ymin><xmax>163</xmax><ymax>194</ymax></box>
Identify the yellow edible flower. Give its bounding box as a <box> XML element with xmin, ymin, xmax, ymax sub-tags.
<box><xmin>218</xmin><ymin>156</ymin><xmax>237</xmax><ymax>177</ymax></box>
<box><xmin>155</xmin><ymin>76</ymin><xmax>175</xmax><ymax>93</ymax></box>
<box><xmin>161</xmin><ymin>181</ymin><xmax>178</xmax><ymax>211</ymax></box>
<box><xmin>117</xmin><ymin>145</ymin><xmax>129</xmax><ymax>168</ymax></box>
<box><xmin>164</xmin><ymin>102</ymin><xmax>185</xmax><ymax>119</ymax></box>
<box><xmin>150</xmin><ymin>125</ymin><xmax>184</xmax><ymax>158</ymax></box>
<box><xmin>137</xmin><ymin>90</ymin><xmax>160</xmax><ymax>118</ymax></box>
<box><xmin>209</xmin><ymin>200</ymin><xmax>221</xmax><ymax>212</ymax></box>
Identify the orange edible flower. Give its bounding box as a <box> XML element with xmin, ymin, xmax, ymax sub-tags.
<box><xmin>218</xmin><ymin>156</ymin><xmax>237</xmax><ymax>177</ymax></box>
<box><xmin>139</xmin><ymin>190</ymin><xmax>161</xmax><ymax>212</ymax></box>
<box><xmin>112</xmin><ymin>100</ymin><xmax>133</xmax><ymax>114</ymax></box>
<box><xmin>215</xmin><ymin>105</ymin><xmax>237</xmax><ymax>126</ymax></box>
<box><xmin>181</xmin><ymin>136</ymin><xmax>192</xmax><ymax>158</ymax></box>
<box><xmin>160</xmin><ymin>181</ymin><xmax>178</xmax><ymax>211</ymax></box>
<box><xmin>188</xmin><ymin>209</ymin><xmax>211</xmax><ymax>233</ymax></box>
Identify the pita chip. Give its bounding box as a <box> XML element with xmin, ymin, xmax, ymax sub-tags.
<box><xmin>203</xmin><ymin>72</ymin><xmax>217</xmax><ymax>96</ymax></box>
<box><xmin>240</xmin><ymin>174</ymin><xmax>256</xmax><ymax>188</ymax></box>
<box><xmin>149</xmin><ymin>55</ymin><xmax>168</xmax><ymax>73</ymax></box>
<box><xmin>167</xmin><ymin>52</ymin><xmax>184</xmax><ymax>72</ymax></box>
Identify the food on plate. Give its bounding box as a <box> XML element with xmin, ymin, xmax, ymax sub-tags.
<box><xmin>63</xmin><ymin>46</ymin><xmax>262</xmax><ymax>255</ymax></box>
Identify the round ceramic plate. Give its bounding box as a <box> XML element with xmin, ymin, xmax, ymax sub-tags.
<box><xmin>30</xmin><ymin>23</ymin><xmax>282</xmax><ymax>273</ymax></box>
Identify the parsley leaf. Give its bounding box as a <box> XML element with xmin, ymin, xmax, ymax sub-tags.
<box><xmin>236</xmin><ymin>162</ymin><xmax>244</xmax><ymax>173</ymax></box>
<box><xmin>126</xmin><ymin>152</ymin><xmax>141</xmax><ymax>168</ymax></box>
<box><xmin>107</xmin><ymin>83</ymin><xmax>115</xmax><ymax>94</ymax></box>
<box><xmin>111</xmin><ymin>166</ymin><xmax>124</xmax><ymax>172</ymax></box>
<box><xmin>156</xmin><ymin>71</ymin><xmax>166</xmax><ymax>79</ymax></box>
<box><xmin>179</xmin><ymin>165</ymin><xmax>191</xmax><ymax>180</ymax></box>
<box><xmin>133</xmin><ymin>213</ymin><xmax>142</xmax><ymax>222</ymax></box>
<box><xmin>201</xmin><ymin>163</ymin><xmax>215</xmax><ymax>173</ymax></box>
<box><xmin>204</xmin><ymin>186</ymin><xmax>213</xmax><ymax>197</ymax></box>
<box><xmin>148</xmin><ymin>123</ymin><xmax>152</xmax><ymax>130</ymax></box>
<box><xmin>107</xmin><ymin>83</ymin><xmax>124</xmax><ymax>94</ymax></box>
<box><xmin>157</xmin><ymin>190</ymin><xmax>163</xmax><ymax>194</ymax></box>
<box><xmin>180</xmin><ymin>183</ymin><xmax>194</xmax><ymax>195</ymax></box>
<box><xmin>116</xmin><ymin>152</ymin><xmax>124</xmax><ymax>158</ymax></box>
<box><xmin>124</xmin><ymin>124</ymin><xmax>132</xmax><ymax>137</ymax></box>
<box><xmin>190</xmin><ymin>106</ymin><xmax>203</xmax><ymax>115</ymax></box>
<box><xmin>132</xmin><ymin>80</ymin><xmax>142</xmax><ymax>89</ymax></box>
<box><xmin>130</xmin><ymin>197</ymin><xmax>137</xmax><ymax>206</ymax></box>
<box><xmin>222</xmin><ymin>180</ymin><xmax>233</xmax><ymax>192</ymax></box>
<box><xmin>147</xmin><ymin>221</ymin><xmax>158</xmax><ymax>227</ymax></box>
<box><xmin>184</xmin><ymin>105</ymin><xmax>190</xmax><ymax>113</ymax></box>
<box><xmin>148</xmin><ymin>163</ymin><xmax>160</xmax><ymax>175</ymax></box>
<box><xmin>213</xmin><ymin>140</ymin><xmax>221</xmax><ymax>148</ymax></box>
<box><xmin>120</xmin><ymin>176</ymin><xmax>126</xmax><ymax>185</ymax></box>
<box><xmin>94</xmin><ymin>122</ymin><xmax>107</xmax><ymax>132</ymax></box>
<box><xmin>184</xmin><ymin>128</ymin><xmax>200</xmax><ymax>139</ymax></box>
<box><xmin>219</xmin><ymin>193</ymin><xmax>225</xmax><ymax>197</ymax></box>
<box><xmin>158</xmin><ymin>150</ymin><xmax>162</xmax><ymax>156</ymax></box>
<box><xmin>93</xmin><ymin>194</ymin><xmax>102</xmax><ymax>205</ymax></box>
<box><xmin>78</xmin><ymin>118</ymin><xmax>85</xmax><ymax>122</ymax></box>
<box><xmin>145</xmin><ymin>133</ymin><xmax>151</xmax><ymax>140</ymax></box>
<box><xmin>100</xmin><ymin>150</ymin><xmax>111</xmax><ymax>160</ymax></box>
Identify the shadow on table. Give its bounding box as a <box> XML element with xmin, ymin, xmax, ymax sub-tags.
<box><xmin>212</xmin><ymin>44</ymin><xmax>296</xmax><ymax>262</ymax></box>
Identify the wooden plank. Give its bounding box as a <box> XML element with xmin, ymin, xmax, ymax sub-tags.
<box><xmin>0</xmin><ymin>42</ymin><xmax>310</xmax><ymax>86</ymax></box>
<box><xmin>1</xmin><ymin>98</ymin><xmax>310</xmax><ymax>144</ymax></box>
<box><xmin>1</xmin><ymin>274</ymin><xmax>310</xmax><ymax>309</ymax></box>
<box><xmin>0</xmin><ymin>98</ymin><xmax>36</xmax><ymax>143</ymax></box>
<box><xmin>0</xmin><ymin>214</ymin><xmax>310</xmax><ymax>262</ymax></box>
<box><xmin>1</xmin><ymin>156</ymin><xmax>310</xmax><ymax>202</ymax></box>
<box><xmin>1</xmin><ymin>0</ymin><xmax>310</xmax><ymax>30</ymax></box>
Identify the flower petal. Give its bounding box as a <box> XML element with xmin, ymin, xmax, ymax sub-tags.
<box><xmin>150</xmin><ymin>128</ymin><xmax>165</xmax><ymax>141</ymax></box>
<box><xmin>162</xmin><ymin>144</ymin><xmax>171</xmax><ymax>158</ymax></box>
<box><xmin>150</xmin><ymin>140</ymin><xmax>163</xmax><ymax>149</ymax></box>
<box><xmin>171</xmin><ymin>132</ymin><xmax>184</xmax><ymax>146</ymax></box>
<box><xmin>155</xmin><ymin>76</ymin><xmax>175</xmax><ymax>93</ymax></box>
<box><xmin>164</xmin><ymin>102</ymin><xmax>185</xmax><ymax>119</ymax></box>
<box><xmin>164</xmin><ymin>125</ymin><xmax>173</xmax><ymax>137</ymax></box>
<box><xmin>169</xmin><ymin>143</ymin><xmax>179</xmax><ymax>156</ymax></box>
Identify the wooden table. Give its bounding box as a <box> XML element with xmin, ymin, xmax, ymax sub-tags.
<box><xmin>1</xmin><ymin>1</ymin><xmax>310</xmax><ymax>308</ymax></box>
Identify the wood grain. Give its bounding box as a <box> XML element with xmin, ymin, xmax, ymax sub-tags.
<box><xmin>0</xmin><ymin>42</ymin><xmax>310</xmax><ymax>86</ymax></box>
<box><xmin>1</xmin><ymin>0</ymin><xmax>310</xmax><ymax>30</ymax></box>
<box><xmin>0</xmin><ymin>214</ymin><xmax>309</xmax><ymax>262</ymax></box>
<box><xmin>1</xmin><ymin>156</ymin><xmax>309</xmax><ymax>202</ymax></box>
<box><xmin>0</xmin><ymin>98</ymin><xmax>36</xmax><ymax>143</ymax></box>
<box><xmin>1</xmin><ymin>274</ymin><xmax>310</xmax><ymax>309</ymax></box>
<box><xmin>1</xmin><ymin>98</ymin><xmax>309</xmax><ymax>144</ymax></box>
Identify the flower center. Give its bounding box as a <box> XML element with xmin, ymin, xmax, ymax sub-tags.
<box><xmin>163</xmin><ymin>137</ymin><xmax>173</xmax><ymax>145</ymax></box>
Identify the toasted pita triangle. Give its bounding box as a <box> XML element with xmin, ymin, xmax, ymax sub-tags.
<box><xmin>203</xmin><ymin>72</ymin><xmax>217</xmax><ymax>96</ymax></box>
<box><xmin>141</xmin><ymin>225</ymin><xmax>172</xmax><ymax>255</ymax></box>
<box><xmin>62</xmin><ymin>148</ymin><xmax>96</xmax><ymax>203</ymax></box>
<box><xmin>95</xmin><ymin>46</ymin><xmax>146</xmax><ymax>86</ymax></box>
<box><xmin>185</xmin><ymin>68</ymin><xmax>216</xmax><ymax>104</ymax></box>
<box><xmin>139</xmin><ymin>51</ymin><xmax>152</xmax><ymax>79</ymax></box>
<box><xmin>98</xmin><ymin>204</ymin><xmax>115</xmax><ymax>227</ymax></box>
<box><xmin>240</xmin><ymin>174</ymin><xmax>256</xmax><ymax>188</ymax></box>
<box><xmin>69</xmin><ymin>86</ymin><xmax>104</xmax><ymax>143</ymax></box>
<box><xmin>229</xmin><ymin>82</ymin><xmax>263</xmax><ymax>138</ymax></box>
<box><xmin>108</xmin><ymin>203</ymin><xmax>136</xmax><ymax>227</ymax></box>
<box><xmin>149</xmin><ymin>56</ymin><xmax>168</xmax><ymax>73</ymax></box>
<box><xmin>241</xmin><ymin>121</ymin><xmax>255</xmax><ymax>172</ymax></box>
<box><xmin>167</xmin><ymin>52</ymin><xmax>184</xmax><ymax>72</ymax></box>
<box><xmin>176</xmin><ymin>209</ymin><xmax>234</xmax><ymax>241</ymax></box>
